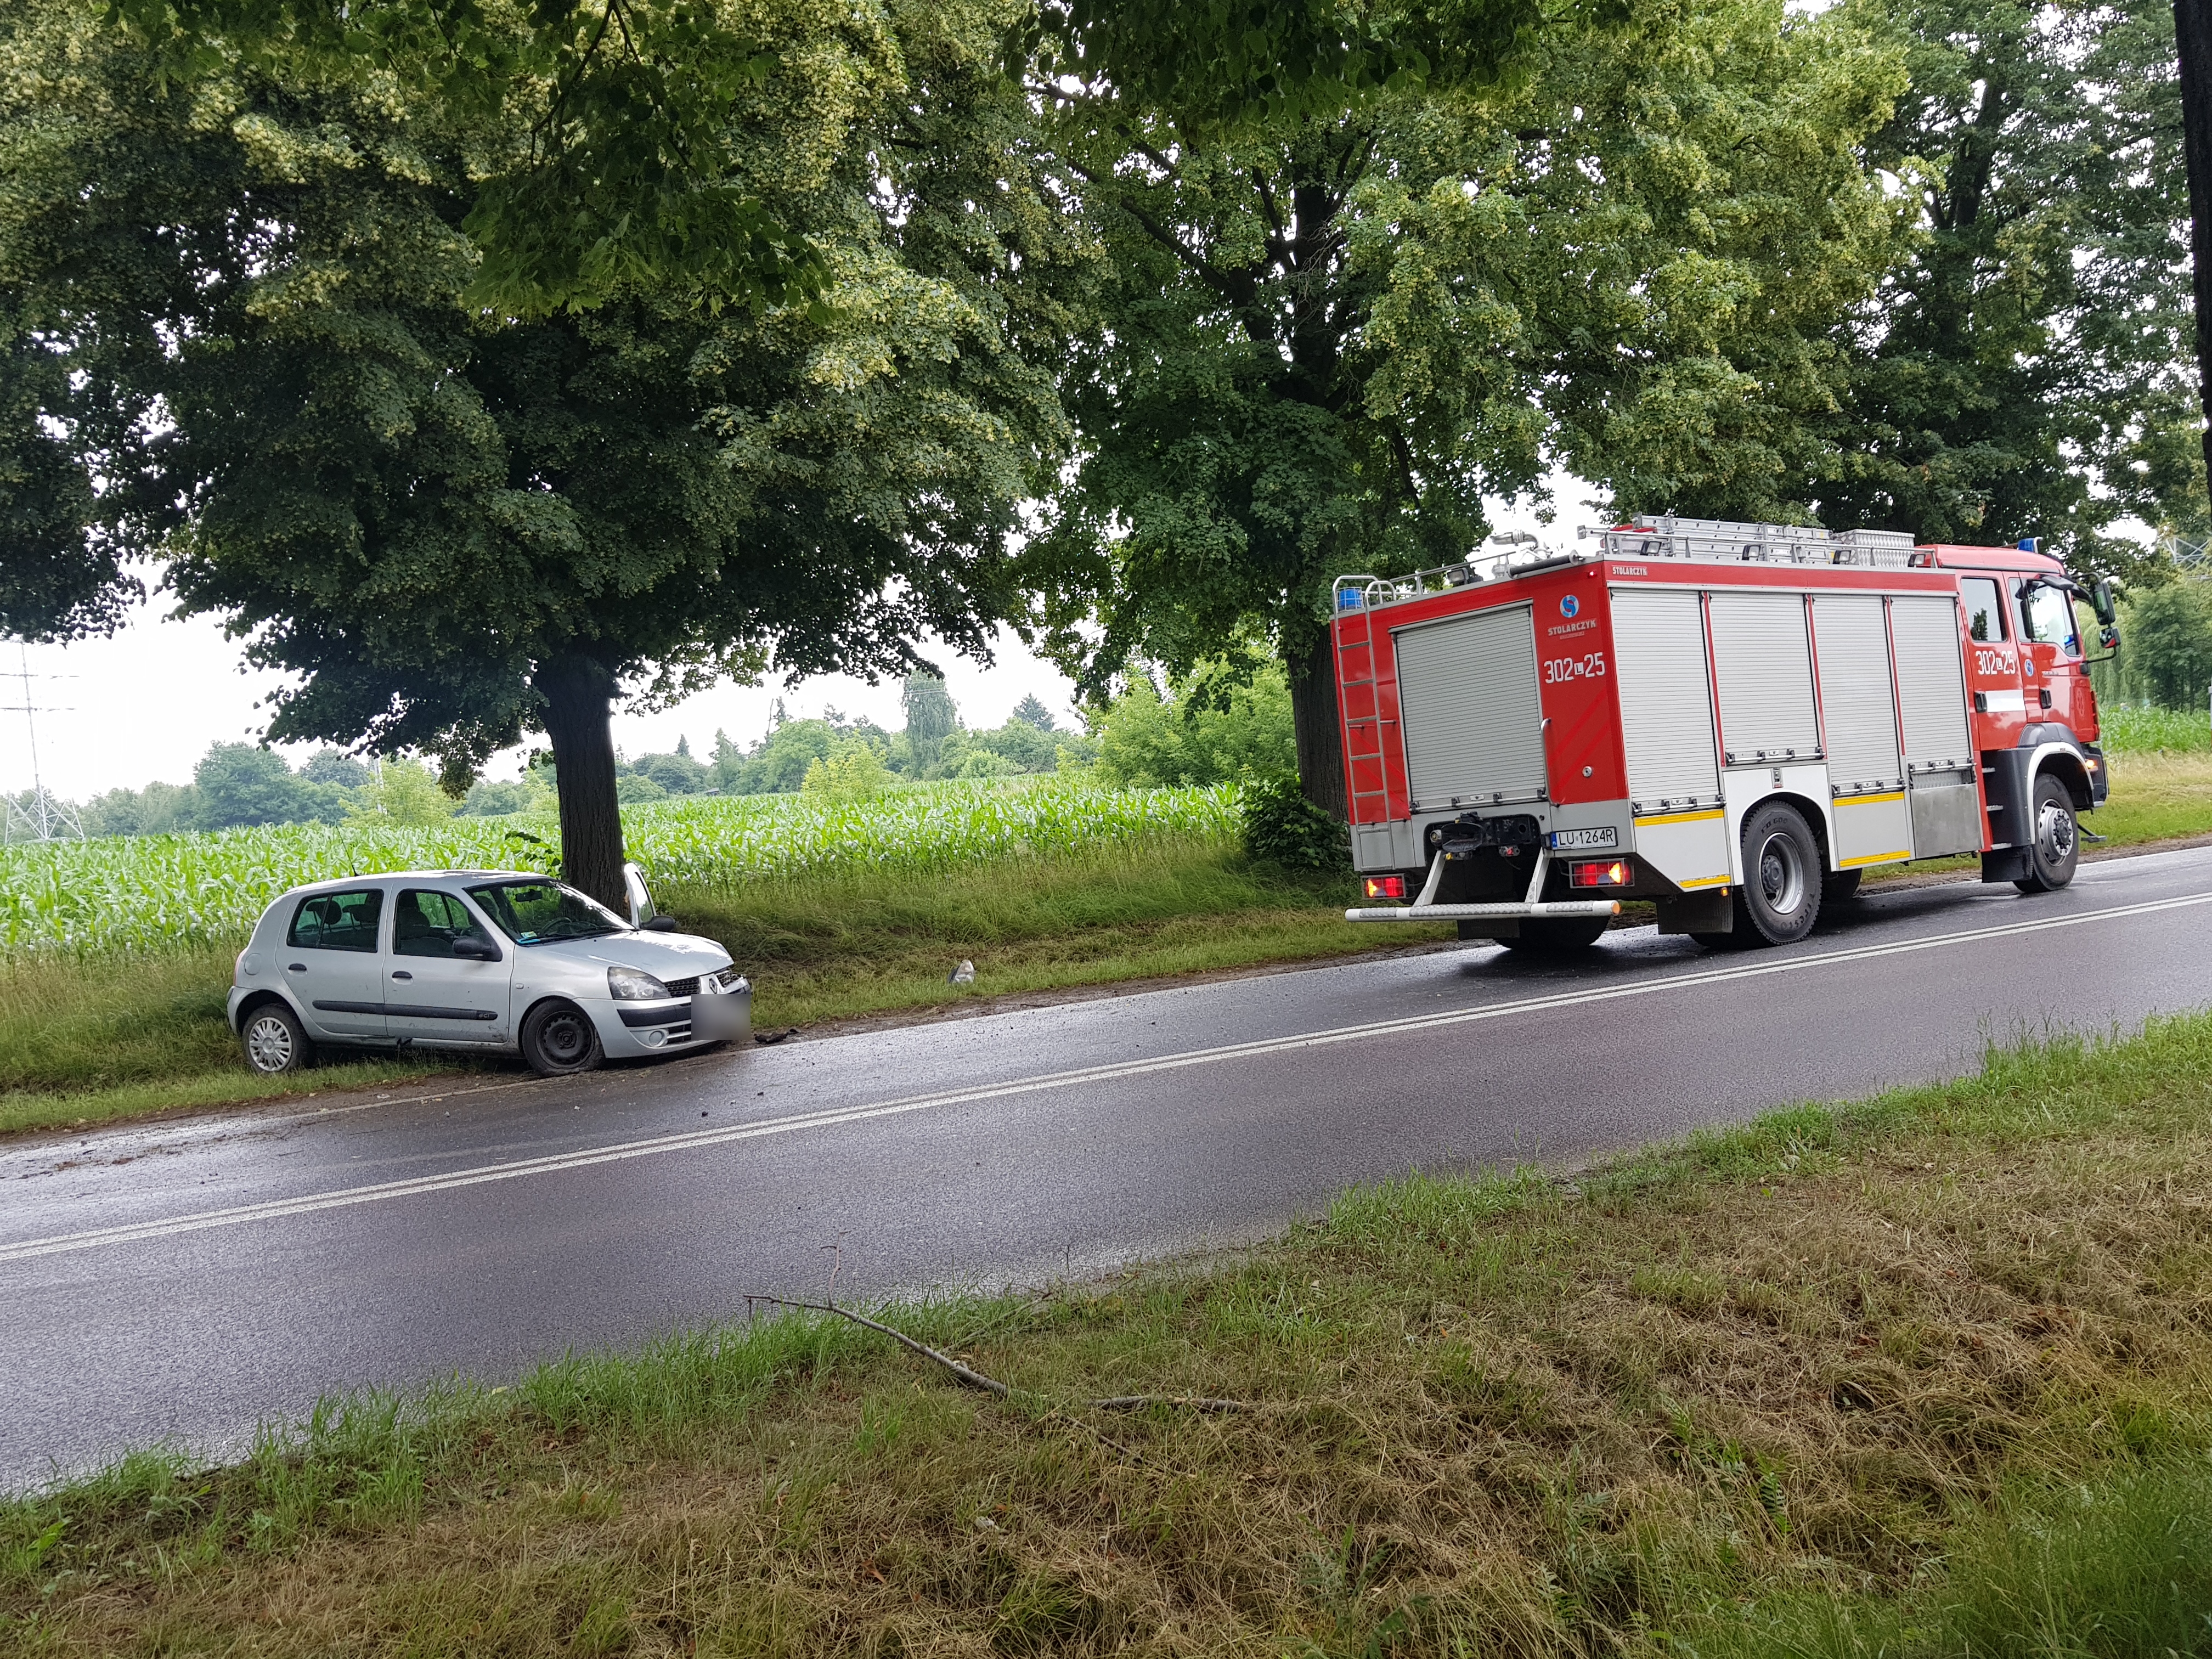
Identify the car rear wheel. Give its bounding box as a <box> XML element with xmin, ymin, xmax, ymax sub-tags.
<box><xmin>1733</xmin><ymin>802</ymin><xmax>1822</xmax><ymax>946</ymax></box>
<box><xmin>2014</xmin><ymin>774</ymin><xmax>2080</xmax><ymax>893</ymax></box>
<box><xmin>1498</xmin><ymin>915</ymin><xmax>1610</xmax><ymax>953</ymax></box>
<box><xmin>241</xmin><ymin>1002</ymin><xmax>312</xmax><ymax>1075</ymax></box>
<box><xmin>520</xmin><ymin>999</ymin><xmax>605</xmax><ymax>1076</ymax></box>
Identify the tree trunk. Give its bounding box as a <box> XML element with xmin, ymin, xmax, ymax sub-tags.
<box><xmin>534</xmin><ymin>656</ymin><xmax>628</xmax><ymax>911</ymax></box>
<box><xmin>1286</xmin><ymin>628</ymin><xmax>1347</xmax><ymax>820</ymax></box>
<box><xmin>2180</xmin><ymin>0</ymin><xmax>2212</xmax><ymax>486</ymax></box>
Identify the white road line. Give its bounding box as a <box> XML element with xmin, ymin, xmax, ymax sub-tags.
<box><xmin>7</xmin><ymin>888</ymin><xmax>2210</xmax><ymax>1267</ymax></box>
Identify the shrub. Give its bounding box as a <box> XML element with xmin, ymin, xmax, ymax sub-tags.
<box><xmin>1239</xmin><ymin>774</ymin><xmax>1348</xmax><ymax>870</ymax></box>
<box><xmin>1094</xmin><ymin>662</ymin><xmax>1296</xmax><ymax>787</ymax></box>
<box><xmin>802</xmin><ymin>741</ymin><xmax>891</xmax><ymax>802</ymax></box>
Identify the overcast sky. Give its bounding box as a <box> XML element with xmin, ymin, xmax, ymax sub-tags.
<box><xmin>5</xmin><ymin>487</ymin><xmax>1596</xmax><ymax>801</ymax></box>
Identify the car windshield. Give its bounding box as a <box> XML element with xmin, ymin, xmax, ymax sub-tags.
<box><xmin>466</xmin><ymin>879</ymin><xmax>629</xmax><ymax>945</ymax></box>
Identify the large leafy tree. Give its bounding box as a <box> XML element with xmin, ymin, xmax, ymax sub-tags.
<box><xmin>1805</xmin><ymin>0</ymin><xmax>2194</xmax><ymax>579</ymax></box>
<box><xmin>1030</xmin><ymin>0</ymin><xmax>1905</xmax><ymax>812</ymax></box>
<box><xmin>2</xmin><ymin>0</ymin><xmax>1084</xmax><ymax>903</ymax></box>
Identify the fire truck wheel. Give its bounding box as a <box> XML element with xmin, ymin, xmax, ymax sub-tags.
<box><xmin>1821</xmin><ymin>868</ymin><xmax>1863</xmax><ymax>904</ymax></box>
<box><xmin>1499</xmin><ymin>915</ymin><xmax>1610</xmax><ymax>953</ymax></box>
<box><xmin>1735</xmin><ymin>803</ymin><xmax>1821</xmax><ymax>945</ymax></box>
<box><xmin>2015</xmin><ymin>774</ymin><xmax>2080</xmax><ymax>893</ymax></box>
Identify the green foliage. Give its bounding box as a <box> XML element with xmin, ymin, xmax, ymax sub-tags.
<box><xmin>941</xmin><ymin>716</ymin><xmax>1090</xmax><ymax>777</ymax></box>
<box><xmin>298</xmin><ymin>750</ymin><xmax>371</xmax><ymax>791</ymax></box>
<box><xmin>2114</xmin><ymin>582</ymin><xmax>2212</xmax><ymax>710</ymax></box>
<box><xmin>193</xmin><ymin>744</ymin><xmax>343</xmax><ymax>831</ymax></box>
<box><xmin>1032</xmin><ymin>0</ymin><xmax>1906</xmax><ymax>798</ymax></box>
<box><xmin>629</xmin><ymin>748</ymin><xmax>710</xmax><ymax>796</ymax></box>
<box><xmin>80</xmin><ymin>780</ymin><xmax>201</xmax><ymax>839</ymax></box>
<box><xmin>3</xmin><ymin>0</ymin><xmax>1087</xmax><ymax>893</ymax></box>
<box><xmin>1009</xmin><ymin>694</ymin><xmax>1057</xmax><ymax>732</ymax></box>
<box><xmin>900</xmin><ymin>674</ymin><xmax>961</xmax><ymax>774</ymax></box>
<box><xmin>1239</xmin><ymin>773</ymin><xmax>1350</xmax><ymax>871</ymax></box>
<box><xmin>1093</xmin><ymin>665</ymin><xmax>1297</xmax><ymax>788</ymax></box>
<box><xmin>801</xmin><ymin>741</ymin><xmax>891</xmax><ymax>802</ymax></box>
<box><xmin>1807</xmin><ymin>0</ymin><xmax>2190</xmax><ymax>586</ymax></box>
<box><xmin>458</xmin><ymin>776</ymin><xmax>553</xmax><ymax>817</ymax></box>
<box><xmin>343</xmin><ymin>759</ymin><xmax>459</xmax><ymax>829</ymax></box>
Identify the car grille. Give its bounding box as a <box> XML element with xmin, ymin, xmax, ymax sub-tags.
<box><xmin>661</xmin><ymin>968</ymin><xmax>739</xmax><ymax>1000</ymax></box>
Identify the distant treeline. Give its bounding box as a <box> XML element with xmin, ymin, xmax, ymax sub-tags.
<box><xmin>32</xmin><ymin>668</ymin><xmax>1302</xmax><ymax>838</ymax></box>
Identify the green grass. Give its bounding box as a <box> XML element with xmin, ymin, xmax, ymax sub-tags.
<box><xmin>7</xmin><ymin>1012</ymin><xmax>2212</xmax><ymax>1654</ymax></box>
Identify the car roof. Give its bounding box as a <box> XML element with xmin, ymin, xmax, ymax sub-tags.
<box><xmin>274</xmin><ymin>870</ymin><xmax>558</xmax><ymax>899</ymax></box>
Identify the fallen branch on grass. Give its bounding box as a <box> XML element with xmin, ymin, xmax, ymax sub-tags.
<box><xmin>744</xmin><ymin>1295</ymin><xmax>1251</xmax><ymax>1413</ymax></box>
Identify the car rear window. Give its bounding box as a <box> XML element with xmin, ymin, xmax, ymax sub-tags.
<box><xmin>288</xmin><ymin>888</ymin><xmax>383</xmax><ymax>952</ymax></box>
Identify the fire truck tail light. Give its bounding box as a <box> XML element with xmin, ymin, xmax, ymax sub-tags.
<box><xmin>1362</xmin><ymin>875</ymin><xmax>1407</xmax><ymax>900</ymax></box>
<box><xmin>1569</xmin><ymin>860</ymin><xmax>1629</xmax><ymax>889</ymax></box>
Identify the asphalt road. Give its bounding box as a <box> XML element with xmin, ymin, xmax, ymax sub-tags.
<box><xmin>6</xmin><ymin>845</ymin><xmax>2212</xmax><ymax>1490</ymax></box>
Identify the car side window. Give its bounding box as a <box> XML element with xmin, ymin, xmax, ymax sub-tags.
<box><xmin>2022</xmin><ymin>584</ymin><xmax>2080</xmax><ymax>656</ymax></box>
<box><xmin>393</xmin><ymin>889</ymin><xmax>492</xmax><ymax>958</ymax></box>
<box><xmin>288</xmin><ymin>889</ymin><xmax>384</xmax><ymax>952</ymax></box>
<box><xmin>1959</xmin><ymin>577</ymin><xmax>2007</xmax><ymax>643</ymax></box>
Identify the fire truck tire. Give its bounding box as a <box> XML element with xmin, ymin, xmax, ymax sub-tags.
<box><xmin>1821</xmin><ymin>868</ymin><xmax>1863</xmax><ymax>904</ymax></box>
<box><xmin>1498</xmin><ymin>915</ymin><xmax>1610</xmax><ymax>953</ymax></box>
<box><xmin>2014</xmin><ymin>774</ymin><xmax>2080</xmax><ymax>893</ymax></box>
<box><xmin>1735</xmin><ymin>803</ymin><xmax>1822</xmax><ymax>946</ymax></box>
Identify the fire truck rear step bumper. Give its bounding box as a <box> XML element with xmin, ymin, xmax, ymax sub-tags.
<box><xmin>1341</xmin><ymin>847</ymin><xmax>1618</xmax><ymax>923</ymax></box>
<box><xmin>1344</xmin><ymin>901</ymin><xmax>1622</xmax><ymax>923</ymax></box>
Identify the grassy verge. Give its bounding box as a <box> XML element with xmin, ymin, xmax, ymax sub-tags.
<box><xmin>8</xmin><ymin>1013</ymin><xmax>2212</xmax><ymax>1654</ymax></box>
<box><xmin>5</xmin><ymin>756</ymin><xmax>2210</xmax><ymax>1139</ymax></box>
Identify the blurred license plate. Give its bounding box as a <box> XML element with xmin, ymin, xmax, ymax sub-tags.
<box><xmin>1548</xmin><ymin>827</ymin><xmax>1618</xmax><ymax>851</ymax></box>
<box><xmin>690</xmin><ymin>989</ymin><xmax>752</xmax><ymax>1042</ymax></box>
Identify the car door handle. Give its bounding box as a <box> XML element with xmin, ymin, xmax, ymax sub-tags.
<box><xmin>391</xmin><ymin>970</ymin><xmax>413</xmax><ymax>980</ymax></box>
<box><xmin>287</xmin><ymin>963</ymin><xmax>307</xmax><ymax>973</ymax></box>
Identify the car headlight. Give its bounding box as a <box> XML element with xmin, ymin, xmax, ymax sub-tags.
<box><xmin>607</xmin><ymin>965</ymin><xmax>673</xmax><ymax>1001</ymax></box>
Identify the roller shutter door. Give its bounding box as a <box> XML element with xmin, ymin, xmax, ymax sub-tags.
<box><xmin>1812</xmin><ymin>594</ymin><xmax>1903</xmax><ymax>794</ymax></box>
<box><xmin>1889</xmin><ymin>596</ymin><xmax>1973</xmax><ymax>770</ymax></box>
<box><xmin>1708</xmin><ymin>591</ymin><xmax>1820</xmax><ymax>764</ymax></box>
<box><xmin>1610</xmin><ymin>588</ymin><xmax>1720</xmax><ymax>809</ymax></box>
<box><xmin>1392</xmin><ymin>604</ymin><xmax>1547</xmax><ymax>810</ymax></box>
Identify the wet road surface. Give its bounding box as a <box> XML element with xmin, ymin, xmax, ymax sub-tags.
<box><xmin>5</xmin><ymin>845</ymin><xmax>2210</xmax><ymax>1488</ymax></box>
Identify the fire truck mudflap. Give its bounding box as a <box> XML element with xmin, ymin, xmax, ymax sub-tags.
<box><xmin>1329</xmin><ymin>514</ymin><xmax>2114</xmax><ymax>946</ymax></box>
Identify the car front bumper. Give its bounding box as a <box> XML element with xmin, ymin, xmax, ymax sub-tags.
<box><xmin>593</xmin><ymin>983</ymin><xmax>753</xmax><ymax>1056</ymax></box>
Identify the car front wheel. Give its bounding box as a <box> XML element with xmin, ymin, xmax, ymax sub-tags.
<box><xmin>241</xmin><ymin>1002</ymin><xmax>312</xmax><ymax>1075</ymax></box>
<box><xmin>520</xmin><ymin>999</ymin><xmax>605</xmax><ymax>1076</ymax></box>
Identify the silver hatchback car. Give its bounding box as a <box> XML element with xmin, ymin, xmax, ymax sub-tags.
<box><xmin>228</xmin><ymin>867</ymin><xmax>751</xmax><ymax>1076</ymax></box>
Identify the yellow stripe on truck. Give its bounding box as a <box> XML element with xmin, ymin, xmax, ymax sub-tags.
<box><xmin>1635</xmin><ymin>808</ymin><xmax>1725</xmax><ymax>827</ymax></box>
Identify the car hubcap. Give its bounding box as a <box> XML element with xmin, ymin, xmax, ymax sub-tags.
<box><xmin>2039</xmin><ymin>800</ymin><xmax>2076</xmax><ymax>862</ymax></box>
<box><xmin>246</xmin><ymin>1015</ymin><xmax>293</xmax><ymax>1072</ymax></box>
<box><xmin>543</xmin><ymin>1015</ymin><xmax>589</xmax><ymax>1064</ymax></box>
<box><xmin>1757</xmin><ymin>833</ymin><xmax>1805</xmax><ymax>916</ymax></box>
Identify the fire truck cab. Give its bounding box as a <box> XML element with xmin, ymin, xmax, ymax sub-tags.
<box><xmin>1334</xmin><ymin>515</ymin><xmax>2119</xmax><ymax>951</ymax></box>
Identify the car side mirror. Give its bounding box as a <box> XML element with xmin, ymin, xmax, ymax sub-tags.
<box><xmin>644</xmin><ymin>916</ymin><xmax>679</xmax><ymax>932</ymax></box>
<box><xmin>452</xmin><ymin>936</ymin><xmax>503</xmax><ymax>961</ymax></box>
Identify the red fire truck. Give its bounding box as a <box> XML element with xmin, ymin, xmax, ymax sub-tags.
<box><xmin>1334</xmin><ymin>514</ymin><xmax>2121</xmax><ymax>950</ymax></box>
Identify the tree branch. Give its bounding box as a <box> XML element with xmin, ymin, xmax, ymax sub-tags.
<box><xmin>747</xmin><ymin>1295</ymin><xmax>1252</xmax><ymax>1413</ymax></box>
<box><xmin>1059</xmin><ymin>154</ymin><xmax>1259</xmax><ymax>304</ymax></box>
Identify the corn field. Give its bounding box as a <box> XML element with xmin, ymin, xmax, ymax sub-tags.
<box><xmin>0</xmin><ymin>780</ymin><xmax>1242</xmax><ymax>957</ymax></box>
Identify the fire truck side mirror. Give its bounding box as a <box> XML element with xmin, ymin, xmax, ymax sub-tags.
<box><xmin>2083</xmin><ymin>579</ymin><xmax>2120</xmax><ymax>662</ymax></box>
